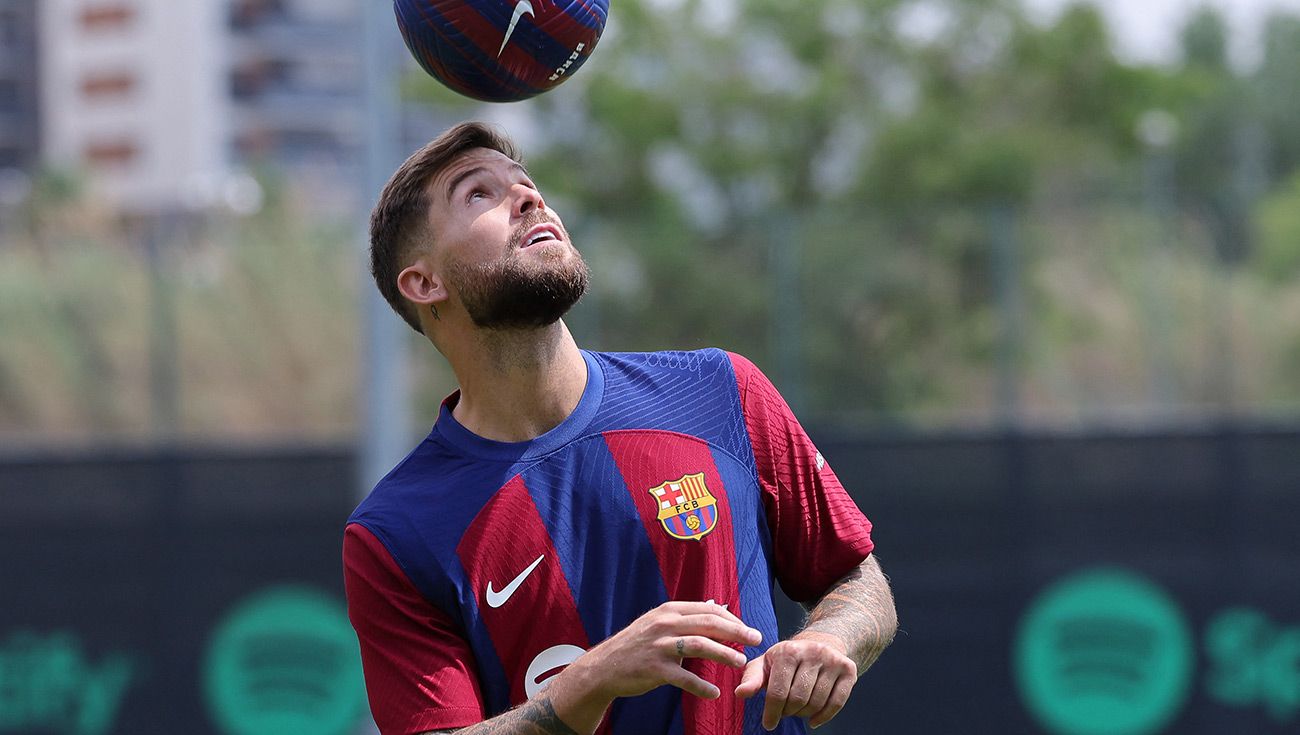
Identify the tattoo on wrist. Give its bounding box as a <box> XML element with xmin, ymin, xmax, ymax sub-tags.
<box><xmin>454</xmin><ymin>696</ymin><xmax>580</xmax><ymax>735</ymax></box>
<box><xmin>802</xmin><ymin>558</ymin><xmax>898</xmax><ymax>675</ymax></box>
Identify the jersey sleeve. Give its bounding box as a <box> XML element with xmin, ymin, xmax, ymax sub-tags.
<box><xmin>728</xmin><ymin>352</ymin><xmax>875</xmax><ymax>603</ymax></box>
<box><xmin>343</xmin><ymin>522</ymin><xmax>485</xmax><ymax>734</ymax></box>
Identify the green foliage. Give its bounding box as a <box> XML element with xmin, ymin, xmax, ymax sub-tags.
<box><xmin>1253</xmin><ymin>173</ymin><xmax>1300</xmax><ymax>283</ymax></box>
<box><xmin>394</xmin><ymin>0</ymin><xmax>1300</xmax><ymax>422</ymax></box>
<box><xmin>0</xmin><ymin>177</ymin><xmax>358</xmax><ymax>439</ymax></box>
<box><xmin>1181</xmin><ymin>6</ymin><xmax>1229</xmax><ymax>72</ymax></box>
<box><xmin>13</xmin><ymin>0</ymin><xmax>1300</xmax><ymax>437</ymax></box>
<box><xmin>1257</xmin><ymin>14</ymin><xmax>1300</xmax><ymax>177</ymax></box>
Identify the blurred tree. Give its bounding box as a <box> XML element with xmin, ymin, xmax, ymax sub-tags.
<box><xmin>1253</xmin><ymin>172</ymin><xmax>1300</xmax><ymax>283</ymax></box>
<box><xmin>0</xmin><ymin>172</ymin><xmax>359</xmax><ymax>440</ymax></box>
<box><xmin>1170</xmin><ymin>6</ymin><xmax>1255</xmax><ymax>264</ymax></box>
<box><xmin>517</xmin><ymin>0</ymin><xmax>929</xmax><ymax>413</ymax></box>
<box><xmin>396</xmin><ymin>0</ymin><xmax>1300</xmax><ymax>423</ymax></box>
<box><xmin>1255</xmin><ymin>13</ymin><xmax>1300</xmax><ymax>179</ymax></box>
<box><xmin>7</xmin><ymin>2</ymin><xmax>1300</xmax><ymax>438</ymax></box>
<box><xmin>1181</xmin><ymin>6</ymin><xmax>1228</xmax><ymax>71</ymax></box>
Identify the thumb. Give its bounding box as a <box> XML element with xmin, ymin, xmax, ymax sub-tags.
<box><xmin>734</xmin><ymin>655</ymin><xmax>767</xmax><ymax>699</ymax></box>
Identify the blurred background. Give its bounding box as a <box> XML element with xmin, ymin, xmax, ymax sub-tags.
<box><xmin>2</xmin><ymin>0</ymin><xmax>1300</xmax><ymax>733</ymax></box>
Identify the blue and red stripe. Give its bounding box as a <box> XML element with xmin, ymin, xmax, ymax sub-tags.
<box><xmin>521</xmin><ymin>435</ymin><xmax>680</xmax><ymax>733</ymax></box>
<box><xmin>455</xmin><ymin>477</ymin><xmax>597</xmax><ymax>717</ymax></box>
<box><xmin>604</xmin><ymin>430</ymin><xmax>747</xmax><ymax>735</ymax></box>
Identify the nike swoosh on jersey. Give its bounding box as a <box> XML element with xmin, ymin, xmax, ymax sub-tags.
<box><xmin>485</xmin><ymin>553</ymin><xmax>546</xmax><ymax>608</ymax></box>
<box><xmin>497</xmin><ymin>0</ymin><xmax>535</xmax><ymax>58</ymax></box>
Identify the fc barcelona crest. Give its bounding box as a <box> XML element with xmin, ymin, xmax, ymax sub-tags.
<box><xmin>648</xmin><ymin>473</ymin><xmax>719</xmax><ymax>541</ymax></box>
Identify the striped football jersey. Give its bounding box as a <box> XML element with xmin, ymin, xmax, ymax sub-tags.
<box><xmin>344</xmin><ymin>349</ymin><xmax>874</xmax><ymax>734</ymax></box>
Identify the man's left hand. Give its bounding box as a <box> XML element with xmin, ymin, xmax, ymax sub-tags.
<box><xmin>733</xmin><ymin>632</ymin><xmax>857</xmax><ymax>730</ymax></box>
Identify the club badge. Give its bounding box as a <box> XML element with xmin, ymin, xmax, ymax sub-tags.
<box><xmin>649</xmin><ymin>473</ymin><xmax>719</xmax><ymax>541</ymax></box>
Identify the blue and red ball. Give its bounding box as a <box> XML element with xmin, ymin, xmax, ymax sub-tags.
<box><xmin>394</xmin><ymin>0</ymin><xmax>610</xmax><ymax>103</ymax></box>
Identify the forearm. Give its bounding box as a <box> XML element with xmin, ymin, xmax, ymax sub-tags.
<box><xmin>426</xmin><ymin>695</ymin><xmax>584</xmax><ymax>735</ymax></box>
<box><xmin>431</xmin><ymin>663</ymin><xmax>611</xmax><ymax>735</ymax></box>
<box><xmin>797</xmin><ymin>555</ymin><xmax>898</xmax><ymax>675</ymax></box>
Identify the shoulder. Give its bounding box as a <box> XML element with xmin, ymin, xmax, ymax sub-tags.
<box><xmin>718</xmin><ymin>351</ymin><xmax>765</xmax><ymax>390</ymax></box>
<box><xmin>582</xmin><ymin>349</ymin><xmax>761</xmax><ymax>457</ymax></box>
<box><xmin>346</xmin><ymin>437</ymin><xmax>512</xmax><ymax>616</ymax></box>
<box><xmin>350</xmin><ymin>435</ymin><xmax>451</xmax><ymax>524</ymax></box>
<box><xmin>589</xmin><ymin>347</ymin><xmax>743</xmax><ymax>385</ymax></box>
<box><xmin>587</xmin><ymin>347</ymin><xmax>749</xmax><ymax>415</ymax></box>
<box><xmin>347</xmin><ymin>433</ymin><xmax>495</xmax><ymax>571</ymax></box>
<box><xmin>596</xmin><ymin>348</ymin><xmax>773</xmax><ymax>404</ymax></box>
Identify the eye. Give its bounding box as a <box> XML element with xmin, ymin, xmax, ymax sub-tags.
<box><xmin>466</xmin><ymin>188</ymin><xmax>488</xmax><ymax>204</ymax></box>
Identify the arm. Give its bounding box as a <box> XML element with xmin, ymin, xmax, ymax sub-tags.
<box><xmin>419</xmin><ymin>600</ymin><xmax>764</xmax><ymax>735</ymax></box>
<box><xmin>735</xmin><ymin>555</ymin><xmax>897</xmax><ymax>730</ymax></box>
<box><xmin>345</xmin><ymin>524</ymin><xmax>488</xmax><ymax>733</ymax></box>
<box><xmin>724</xmin><ymin>352</ymin><xmax>896</xmax><ymax>728</ymax></box>
<box><xmin>799</xmin><ymin>555</ymin><xmax>898</xmax><ymax>674</ymax></box>
<box><xmin>422</xmin><ymin>562</ymin><xmax>897</xmax><ymax>735</ymax></box>
<box><xmin>417</xmin><ymin>695</ymin><xmax>578</xmax><ymax>734</ymax></box>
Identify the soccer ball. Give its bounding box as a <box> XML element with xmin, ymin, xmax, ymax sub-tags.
<box><xmin>394</xmin><ymin>0</ymin><xmax>610</xmax><ymax>103</ymax></box>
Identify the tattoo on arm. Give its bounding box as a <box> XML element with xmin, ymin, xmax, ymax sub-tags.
<box><xmin>801</xmin><ymin>555</ymin><xmax>899</xmax><ymax>675</ymax></box>
<box><xmin>430</xmin><ymin>696</ymin><xmax>581</xmax><ymax>735</ymax></box>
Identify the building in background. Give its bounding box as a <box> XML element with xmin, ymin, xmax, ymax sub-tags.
<box><xmin>0</xmin><ymin>0</ymin><xmax>40</xmax><ymax>173</ymax></box>
<box><xmin>227</xmin><ymin>0</ymin><xmax>361</xmax><ymax>208</ymax></box>
<box><xmin>229</xmin><ymin>0</ymin><xmax>359</xmax><ymax>167</ymax></box>
<box><xmin>36</xmin><ymin>0</ymin><xmax>364</xmax><ymax>213</ymax></box>
<box><xmin>39</xmin><ymin>0</ymin><xmax>227</xmax><ymax>211</ymax></box>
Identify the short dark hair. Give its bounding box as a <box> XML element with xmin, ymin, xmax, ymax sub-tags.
<box><xmin>369</xmin><ymin>122</ymin><xmax>522</xmax><ymax>333</ymax></box>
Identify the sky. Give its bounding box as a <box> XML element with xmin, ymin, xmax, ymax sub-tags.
<box><xmin>1021</xmin><ymin>0</ymin><xmax>1300</xmax><ymax>67</ymax></box>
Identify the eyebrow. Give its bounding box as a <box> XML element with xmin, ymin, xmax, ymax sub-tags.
<box><xmin>444</xmin><ymin>161</ymin><xmax>530</xmax><ymax>202</ymax></box>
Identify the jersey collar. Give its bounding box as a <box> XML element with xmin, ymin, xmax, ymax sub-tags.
<box><xmin>432</xmin><ymin>350</ymin><xmax>605</xmax><ymax>462</ymax></box>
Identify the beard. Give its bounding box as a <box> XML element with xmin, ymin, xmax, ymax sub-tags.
<box><xmin>446</xmin><ymin>224</ymin><xmax>590</xmax><ymax>330</ymax></box>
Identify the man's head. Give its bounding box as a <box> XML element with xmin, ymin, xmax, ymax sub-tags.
<box><xmin>370</xmin><ymin>122</ymin><xmax>588</xmax><ymax>336</ymax></box>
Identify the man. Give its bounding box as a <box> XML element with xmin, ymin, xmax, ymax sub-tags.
<box><xmin>344</xmin><ymin>122</ymin><xmax>897</xmax><ymax>735</ymax></box>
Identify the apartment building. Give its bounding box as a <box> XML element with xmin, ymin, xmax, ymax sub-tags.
<box><xmin>229</xmin><ymin>0</ymin><xmax>360</xmax><ymax>170</ymax></box>
<box><xmin>0</xmin><ymin>0</ymin><xmax>39</xmax><ymax>172</ymax></box>
<box><xmin>38</xmin><ymin>0</ymin><xmax>363</xmax><ymax>212</ymax></box>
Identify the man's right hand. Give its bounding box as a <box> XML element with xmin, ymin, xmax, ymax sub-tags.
<box><xmin>545</xmin><ymin>600</ymin><xmax>764</xmax><ymax>733</ymax></box>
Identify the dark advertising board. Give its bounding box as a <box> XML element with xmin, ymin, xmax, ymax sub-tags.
<box><xmin>2</xmin><ymin>427</ymin><xmax>1297</xmax><ymax>734</ymax></box>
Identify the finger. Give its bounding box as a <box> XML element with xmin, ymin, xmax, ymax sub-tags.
<box><xmin>798</xmin><ymin>668</ymin><xmax>838</xmax><ymax>718</ymax></box>
<box><xmin>808</xmin><ymin>674</ymin><xmax>856</xmax><ymax>729</ymax></box>
<box><xmin>781</xmin><ymin>660</ymin><xmax>821</xmax><ymax>718</ymax></box>
<box><xmin>674</xmin><ymin>614</ymin><xmax>763</xmax><ymax>647</ymax></box>
<box><xmin>661</xmin><ymin>600</ymin><xmax>751</xmax><ymax>629</ymax></box>
<box><xmin>734</xmin><ymin>656</ymin><xmax>767</xmax><ymax>699</ymax></box>
<box><xmin>762</xmin><ymin>653</ymin><xmax>797</xmax><ymax>730</ymax></box>
<box><xmin>662</xmin><ymin>636</ymin><xmax>748</xmax><ymax>668</ymax></box>
<box><xmin>661</xmin><ymin>663</ymin><xmax>721</xmax><ymax>700</ymax></box>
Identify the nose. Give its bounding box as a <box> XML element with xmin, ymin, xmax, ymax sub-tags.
<box><xmin>512</xmin><ymin>183</ymin><xmax>545</xmax><ymax>218</ymax></box>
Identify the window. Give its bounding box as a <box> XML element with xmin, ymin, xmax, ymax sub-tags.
<box><xmin>230</xmin><ymin>0</ymin><xmax>287</xmax><ymax>29</ymax></box>
<box><xmin>80</xmin><ymin>4</ymin><xmax>135</xmax><ymax>32</ymax></box>
<box><xmin>84</xmin><ymin>138</ymin><xmax>139</xmax><ymax>166</ymax></box>
<box><xmin>81</xmin><ymin>72</ymin><xmax>136</xmax><ymax>100</ymax></box>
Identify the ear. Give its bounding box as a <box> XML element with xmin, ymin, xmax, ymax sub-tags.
<box><xmin>397</xmin><ymin>260</ymin><xmax>449</xmax><ymax>309</ymax></box>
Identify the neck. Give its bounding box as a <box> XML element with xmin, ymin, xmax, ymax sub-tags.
<box><xmin>447</xmin><ymin>321</ymin><xmax>588</xmax><ymax>443</ymax></box>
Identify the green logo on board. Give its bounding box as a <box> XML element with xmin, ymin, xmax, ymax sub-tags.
<box><xmin>0</xmin><ymin>631</ymin><xmax>134</xmax><ymax>735</ymax></box>
<box><xmin>203</xmin><ymin>586</ymin><xmax>366</xmax><ymax>735</ymax></box>
<box><xmin>1015</xmin><ymin>569</ymin><xmax>1195</xmax><ymax>735</ymax></box>
<box><xmin>1205</xmin><ymin>607</ymin><xmax>1300</xmax><ymax>722</ymax></box>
